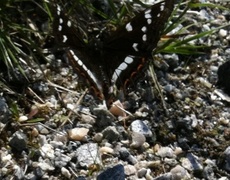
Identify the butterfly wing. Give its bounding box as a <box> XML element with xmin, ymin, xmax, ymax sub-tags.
<box><xmin>103</xmin><ymin>0</ymin><xmax>175</xmax><ymax>57</ymax></box>
<box><xmin>52</xmin><ymin>4</ymin><xmax>88</xmax><ymax>49</ymax></box>
<box><xmin>103</xmin><ymin>0</ymin><xmax>174</xmax><ymax>90</ymax></box>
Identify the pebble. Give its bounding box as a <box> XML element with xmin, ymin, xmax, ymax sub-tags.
<box><xmin>223</xmin><ymin>146</ymin><xmax>230</xmax><ymax>172</ymax></box>
<box><xmin>99</xmin><ymin>146</ymin><xmax>114</xmax><ymax>155</ymax></box>
<box><xmin>76</xmin><ymin>143</ymin><xmax>101</xmax><ymax>168</ymax></box>
<box><xmin>137</xmin><ymin>168</ymin><xmax>147</xmax><ymax>178</ymax></box>
<box><xmin>156</xmin><ymin>146</ymin><xmax>174</xmax><ymax>158</ymax></box>
<box><xmin>40</xmin><ymin>144</ymin><xmax>55</xmax><ymax>159</ymax></box>
<box><xmin>124</xmin><ymin>164</ymin><xmax>136</xmax><ymax>176</ymax></box>
<box><xmin>93</xmin><ymin>107</ymin><xmax>115</xmax><ymax>129</ymax></box>
<box><xmin>61</xmin><ymin>167</ymin><xmax>71</xmax><ymax>178</ymax></box>
<box><xmin>219</xmin><ymin>29</ymin><xmax>227</xmax><ymax>37</ymax></box>
<box><xmin>68</xmin><ymin>127</ymin><xmax>89</xmax><ymax>141</ymax></box>
<box><xmin>97</xmin><ymin>164</ymin><xmax>125</xmax><ymax>180</ymax></box>
<box><xmin>130</xmin><ymin>120</ymin><xmax>153</xmax><ymax>138</ymax></box>
<box><xmin>0</xmin><ymin>97</ymin><xmax>10</xmax><ymax>124</ymax></box>
<box><xmin>102</xmin><ymin>126</ymin><xmax>120</xmax><ymax>142</ymax></box>
<box><xmin>181</xmin><ymin>153</ymin><xmax>203</xmax><ymax>171</ymax></box>
<box><xmin>170</xmin><ymin>165</ymin><xmax>190</xmax><ymax>180</ymax></box>
<box><xmin>18</xmin><ymin>115</ymin><xmax>28</xmax><ymax>122</ymax></box>
<box><xmin>36</xmin><ymin>160</ymin><xmax>55</xmax><ymax>171</ymax></box>
<box><xmin>130</xmin><ymin>132</ymin><xmax>146</xmax><ymax>148</ymax></box>
<box><xmin>93</xmin><ymin>133</ymin><xmax>103</xmax><ymax>142</ymax></box>
<box><xmin>9</xmin><ymin>131</ymin><xmax>27</xmax><ymax>152</ymax></box>
<box><xmin>54</xmin><ymin>150</ymin><xmax>71</xmax><ymax>168</ymax></box>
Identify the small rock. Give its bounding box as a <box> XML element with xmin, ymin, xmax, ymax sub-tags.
<box><xmin>0</xmin><ymin>97</ymin><xmax>10</xmax><ymax>124</ymax></box>
<box><xmin>156</xmin><ymin>147</ymin><xmax>174</xmax><ymax>158</ymax></box>
<box><xmin>9</xmin><ymin>131</ymin><xmax>27</xmax><ymax>152</ymax></box>
<box><xmin>99</xmin><ymin>146</ymin><xmax>114</xmax><ymax>155</ymax></box>
<box><xmin>40</xmin><ymin>144</ymin><xmax>55</xmax><ymax>159</ymax></box>
<box><xmin>170</xmin><ymin>165</ymin><xmax>190</xmax><ymax>180</ymax></box>
<box><xmin>68</xmin><ymin>127</ymin><xmax>89</xmax><ymax>141</ymax></box>
<box><xmin>130</xmin><ymin>132</ymin><xmax>146</xmax><ymax>148</ymax></box>
<box><xmin>181</xmin><ymin>153</ymin><xmax>203</xmax><ymax>171</ymax></box>
<box><xmin>97</xmin><ymin>164</ymin><xmax>125</xmax><ymax>180</ymax></box>
<box><xmin>37</xmin><ymin>160</ymin><xmax>55</xmax><ymax>171</ymax></box>
<box><xmin>219</xmin><ymin>29</ymin><xmax>227</xmax><ymax>37</ymax></box>
<box><xmin>14</xmin><ymin>165</ymin><xmax>24</xmax><ymax>180</ymax></box>
<box><xmin>109</xmin><ymin>100</ymin><xmax>126</xmax><ymax>117</ymax></box>
<box><xmin>102</xmin><ymin>126</ymin><xmax>119</xmax><ymax>143</ymax></box>
<box><xmin>54</xmin><ymin>150</ymin><xmax>71</xmax><ymax>168</ymax></box>
<box><xmin>18</xmin><ymin>115</ymin><xmax>28</xmax><ymax>122</ymax></box>
<box><xmin>93</xmin><ymin>107</ymin><xmax>115</xmax><ymax>129</ymax></box>
<box><xmin>223</xmin><ymin>146</ymin><xmax>230</xmax><ymax>172</ymax></box>
<box><xmin>119</xmin><ymin>147</ymin><xmax>131</xmax><ymax>160</ymax></box>
<box><xmin>76</xmin><ymin>143</ymin><xmax>101</xmax><ymax>168</ymax></box>
<box><xmin>130</xmin><ymin>120</ymin><xmax>153</xmax><ymax>138</ymax></box>
<box><xmin>124</xmin><ymin>164</ymin><xmax>136</xmax><ymax>176</ymax></box>
<box><xmin>93</xmin><ymin>133</ymin><xmax>103</xmax><ymax>142</ymax></box>
<box><xmin>137</xmin><ymin>168</ymin><xmax>147</xmax><ymax>178</ymax></box>
<box><xmin>61</xmin><ymin>167</ymin><xmax>71</xmax><ymax>178</ymax></box>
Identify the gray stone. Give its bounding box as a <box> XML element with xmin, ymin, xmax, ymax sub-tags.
<box><xmin>130</xmin><ymin>120</ymin><xmax>152</xmax><ymax>137</ymax></box>
<box><xmin>102</xmin><ymin>126</ymin><xmax>119</xmax><ymax>143</ymax></box>
<box><xmin>9</xmin><ymin>130</ymin><xmax>27</xmax><ymax>152</ymax></box>
<box><xmin>223</xmin><ymin>146</ymin><xmax>230</xmax><ymax>172</ymax></box>
<box><xmin>124</xmin><ymin>164</ymin><xmax>136</xmax><ymax>176</ymax></box>
<box><xmin>170</xmin><ymin>165</ymin><xmax>190</xmax><ymax>180</ymax></box>
<box><xmin>0</xmin><ymin>97</ymin><xmax>10</xmax><ymax>124</ymax></box>
<box><xmin>93</xmin><ymin>107</ymin><xmax>115</xmax><ymax>129</ymax></box>
<box><xmin>97</xmin><ymin>164</ymin><xmax>125</xmax><ymax>180</ymax></box>
<box><xmin>137</xmin><ymin>168</ymin><xmax>147</xmax><ymax>178</ymax></box>
<box><xmin>157</xmin><ymin>147</ymin><xmax>174</xmax><ymax>158</ymax></box>
<box><xmin>54</xmin><ymin>149</ymin><xmax>71</xmax><ymax>168</ymax></box>
<box><xmin>181</xmin><ymin>153</ymin><xmax>203</xmax><ymax>172</ymax></box>
<box><xmin>76</xmin><ymin>143</ymin><xmax>101</xmax><ymax>168</ymax></box>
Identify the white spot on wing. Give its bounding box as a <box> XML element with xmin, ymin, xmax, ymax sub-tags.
<box><xmin>69</xmin><ymin>50</ymin><xmax>102</xmax><ymax>92</ymax></box>
<box><xmin>141</xmin><ymin>26</ymin><xmax>147</xmax><ymax>33</ymax></box>
<box><xmin>77</xmin><ymin>59</ymin><xmax>83</xmax><ymax>66</ymax></box>
<box><xmin>118</xmin><ymin>62</ymin><xmax>128</xmax><ymax>71</ymax></box>
<box><xmin>147</xmin><ymin>19</ymin><xmax>152</xmax><ymax>24</ymax></box>
<box><xmin>160</xmin><ymin>3</ymin><xmax>165</xmax><ymax>11</ymax></box>
<box><xmin>145</xmin><ymin>13</ymin><xmax>151</xmax><ymax>19</ymax></box>
<box><xmin>145</xmin><ymin>9</ymin><xmax>151</xmax><ymax>15</ymax></box>
<box><xmin>67</xmin><ymin>20</ymin><xmax>71</xmax><ymax>27</ymax></box>
<box><xmin>111</xmin><ymin>56</ymin><xmax>135</xmax><ymax>84</ymax></box>
<box><xmin>124</xmin><ymin>56</ymin><xmax>134</xmax><ymax>64</ymax></box>
<box><xmin>59</xmin><ymin>18</ymin><xmax>63</xmax><ymax>24</ymax></box>
<box><xmin>142</xmin><ymin>34</ymin><xmax>147</xmax><ymax>41</ymax></box>
<box><xmin>125</xmin><ymin>23</ymin><xmax>133</xmax><ymax>32</ymax></box>
<box><xmin>58</xmin><ymin>25</ymin><xmax>62</xmax><ymax>31</ymax></box>
<box><xmin>132</xmin><ymin>43</ymin><xmax>138</xmax><ymax>52</ymax></box>
<box><xmin>62</xmin><ymin>35</ymin><xmax>67</xmax><ymax>42</ymax></box>
<box><xmin>57</xmin><ymin>5</ymin><xmax>61</xmax><ymax>15</ymax></box>
<box><xmin>112</xmin><ymin>69</ymin><xmax>122</xmax><ymax>83</ymax></box>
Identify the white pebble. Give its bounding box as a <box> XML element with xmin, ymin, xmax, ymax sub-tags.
<box><xmin>99</xmin><ymin>146</ymin><xmax>114</xmax><ymax>154</ymax></box>
<box><xmin>68</xmin><ymin>127</ymin><xmax>89</xmax><ymax>141</ymax></box>
<box><xmin>219</xmin><ymin>29</ymin><xmax>227</xmax><ymax>37</ymax></box>
<box><xmin>61</xmin><ymin>167</ymin><xmax>71</xmax><ymax>178</ymax></box>
<box><xmin>18</xmin><ymin>116</ymin><xmax>28</xmax><ymax>122</ymax></box>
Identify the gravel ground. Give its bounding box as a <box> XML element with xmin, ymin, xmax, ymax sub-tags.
<box><xmin>0</xmin><ymin>0</ymin><xmax>230</xmax><ymax>180</ymax></box>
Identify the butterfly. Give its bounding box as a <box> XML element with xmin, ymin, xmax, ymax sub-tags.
<box><xmin>52</xmin><ymin>0</ymin><xmax>175</xmax><ymax>106</ymax></box>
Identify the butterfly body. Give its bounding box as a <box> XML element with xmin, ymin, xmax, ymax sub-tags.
<box><xmin>52</xmin><ymin>0</ymin><xmax>175</xmax><ymax>105</ymax></box>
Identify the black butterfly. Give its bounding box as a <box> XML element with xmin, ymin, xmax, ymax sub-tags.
<box><xmin>52</xmin><ymin>0</ymin><xmax>175</xmax><ymax>105</ymax></box>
